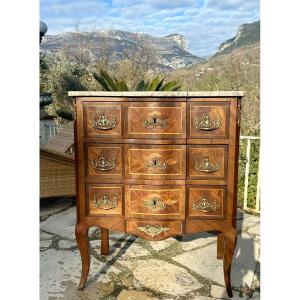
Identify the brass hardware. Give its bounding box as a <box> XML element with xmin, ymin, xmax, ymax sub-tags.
<box><xmin>93</xmin><ymin>193</ymin><xmax>118</xmax><ymax>210</ymax></box>
<box><xmin>194</xmin><ymin>113</ymin><xmax>221</xmax><ymax>131</ymax></box>
<box><xmin>92</xmin><ymin>113</ymin><xmax>117</xmax><ymax>130</ymax></box>
<box><xmin>144</xmin><ymin>196</ymin><xmax>167</xmax><ymax>212</ymax></box>
<box><xmin>194</xmin><ymin>157</ymin><xmax>221</xmax><ymax>173</ymax></box>
<box><xmin>138</xmin><ymin>225</ymin><xmax>170</xmax><ymax>237</ymax></box>
<box><xmin>192</xmin><ymin>197</ymin><xmax>220</xmax><ymax>213</ymax></box>
<box><xmin>144</xmin><ymin>114</ymin><xmax>168</xmax><ymax>129</ymax></box>
<box><xmin>91</xmin><ymin>154</ymin><xmax>116</xmax><ymax>171</ymax></box>
<box><xmin>145</xmin><ymin>156</ymin><xmax>168</xmax><ymax>170</ymax></box>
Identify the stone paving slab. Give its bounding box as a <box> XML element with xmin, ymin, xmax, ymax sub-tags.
<box><xmin>127</xmin><ymin>258</ymin><xmax>203</xmax><ymax>296</ymax></box>
<box><xmin>173</xmin><ymin>233</ymin><xmax>260</xmax><ymax>288</ymax></box>
<box><xmin>40</xmin><ymin>207</ymin><xmax>77</xmax><ymax>239</ymax></box>
<box><xmin>40</xmin><ymin>203</ymin><xmax>260</xmax><ymax>300</ymax></box>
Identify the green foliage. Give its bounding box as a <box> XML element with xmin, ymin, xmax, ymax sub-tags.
<box><xmin>40</xmin><ymin>51</ymin><xmax>93</xmax><ymax>123</ymax></box>
<box><xmin>56</xmin><ymin>109</ymin><xmax>74</xmax><ymax>121</ymax></box>
<box><xmin>136</xmin><ymin>76</ymin><xmax>181</xmax><ymax>91</ymax></box>
<box><xmin>93</xmin><ymin>71</ymin><xmax>180</xmax><ymax>91</ymax></box>
<box><xmin>93</xmin><ymin>70</ymin><xmax>129</xmax><ymax>91</ymax></box>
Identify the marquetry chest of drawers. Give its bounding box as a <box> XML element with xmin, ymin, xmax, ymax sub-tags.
<box><xmin>69</xmin><ymin>91</ymin><xmax>244</xmax><ymax>297</ymax></box>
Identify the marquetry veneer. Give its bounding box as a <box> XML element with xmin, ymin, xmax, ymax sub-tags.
<box><xmin>69</xmin><ymin>91</ymin><xmax>244</xmax><ymax>297</ymax></box>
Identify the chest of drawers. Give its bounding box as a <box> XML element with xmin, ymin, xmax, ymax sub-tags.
<box><xmin>69</xmin><ymin>91</ymin><xmax>244</xmax><ymax>297</ymax></box>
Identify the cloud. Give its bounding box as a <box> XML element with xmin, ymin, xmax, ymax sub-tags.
<box><xmin>40</xmin><ymin>0</ymin><xmax>259</xmax><ymax>56</ymax></box>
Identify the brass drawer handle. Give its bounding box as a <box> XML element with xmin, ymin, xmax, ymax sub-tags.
<box><xmin>145</xmin><ymin>156</ymin><xmax>168</xmax><ymax>170</ymax></box>
<box><xmin>138</xmin><ymin>225</ymin><xmax>170</xmax><ymax>237</ymax></box>
<box><xmin>194</xmin><ymin>157</ymin><xmax>221</xmax><ymax>173</ymax></box>
<box><xmin>91</xmin><ymin>154</ymin><xmax>116</xmax><ymax>171</ymax></box>
<box><xmin>192</xmin><ymin>197</ymin><xmax>220</xmax><ymax>213</ymax></box>
<box><xmin>93</xmin><ymin>193</ymin><xmax>118</xmax><ymax>210</ymax></box>
<box><xmin>144</xmin><ymin>114</ymin><xmax>168</xmax><ymax>129</ymax></box>
<box><xmin>144</xmin><ymin>196</ymin><xmax>167</xmax><ymax>212</ymax></box>
<box><xmin>194</xmin><ymin>114</ymin><xmax>220</xmax><ymax>131</ymax></box>
<box><xmin>92</xmin><ymin>113</ymin><xmax>117</xmax><ymax>130</ymax></box>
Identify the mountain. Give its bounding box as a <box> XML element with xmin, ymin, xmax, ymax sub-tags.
<box><xmin>40</xmin><ymin>30</ymin><xmax>204</xmax><ymax>71</ymax></box>
<box><xmin>215</xmin><ymin>20</ymin><xmax>260</xmax><ymax>56</ymax></box>
<box><xmin>164</xmin><ymin>20</ymin><xmax>260</xmax><ymax>90</ymax></box>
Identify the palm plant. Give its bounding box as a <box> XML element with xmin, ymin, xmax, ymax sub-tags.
<box><xmin>93</xmin><ymin>70</ymin><xmax>181</xmax><ymax>91</ymax></box>
<box><xmin>93</xmin><ymin>70</ymin><xmax>129</xmax><ymax>91</ymax></box>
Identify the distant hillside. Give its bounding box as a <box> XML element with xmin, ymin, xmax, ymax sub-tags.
<box><xmin>215</xmin><ymin>20</ymin><xmax>260</xmax><ymax>56</ymax></box>
<box><xmin>165</xmin><ymin>43</ymin><xmax>259</xmax><ymax>90</ymax></box>
<box><xmin>40</xmin><ymin>30</ymin><xmax>204</xmax><ymax>71</ymax></box>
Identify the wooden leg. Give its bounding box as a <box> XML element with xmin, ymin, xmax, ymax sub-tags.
<box><xmin>223</xmin><ymin>229</ymin><xmax>237</xmax><ymax>298</ymax></box>
<box><xmin>75</xmin><ymin>223</ymin><xmax>90</xmax><ymax>290</ymax></box>
<box><xmin>217</xmin><ymin>233</ymin><xmax>225</xmax><ymax>259</ymax></box>
<box><xmin>174</xmin><ymin>235</ymin><xmax>183</xmax><ymax>241</ymax></box>
<box><xmin>100</xmin><ymin>228</ymin><xmax>109</xmax><ymax>256</ymax></box>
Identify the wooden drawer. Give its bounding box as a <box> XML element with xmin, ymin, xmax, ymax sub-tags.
<box><xmin>124</xmin><ymin>102</ymin><xmax>186</xmax><ymax>139</ymax></box>
<box><xmin>85</xmin><ymin>144</ymin><xmax>123</xmax><ymax>179</ymax></box>
<box><xmin>187</xmin><ymin>145</ymin><xmax>228</xmax><ymax>180</ymax></box>
<box><xmin>125</xmin><ymin>145</ymin><xmax>186</xmax><ymax>179</ymax></box>
<box><xmin>83</xmin><ymin>103</ymin><xmax>122</xmax><ymax>138</ymax></box>
<box><xmin>87</xmin><ymin>184</ymin><xmax>123</xmax><ymax>216</ymax></box>
<box><xmin>126</xmin><ymin>219</ymin><xmax>182</xmax><ymax>241</ymax></box>
<box><xmin>188</xmin><ymin>102</ymin><xmax>230</xmax><ymax>139</ymax></box>
<box><xmin>125</xmin><ymin>185</ymin><xmax>185</xmax><ymax>219</ymax></box>
<box><xmin>187</xmin><ymin>186</ymin><xmax>226</xmax><ymax>219</ymax></box>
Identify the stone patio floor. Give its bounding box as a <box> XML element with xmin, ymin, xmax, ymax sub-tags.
<box><xmin>40</xmin><ymin>198</ymin><xmax>260</xmax><ymax>300</ymax></box>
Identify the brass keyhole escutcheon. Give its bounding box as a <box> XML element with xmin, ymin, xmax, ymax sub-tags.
<box><xmin>144</xmin><ymin>196</ymin><xmax>166</xmax><ymax>212</ymax></box>
<box><xmin>143</xmin><ymin>114</ymin><xmax>168</xmax><ymax>129</ymax></box>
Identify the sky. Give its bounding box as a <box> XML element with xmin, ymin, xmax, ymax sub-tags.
<box><xmin>40</xmin><ymin>0</ymin><xmax>260</xmax><ymax>57</ymax></box>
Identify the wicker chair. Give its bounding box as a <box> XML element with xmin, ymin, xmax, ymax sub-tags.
<box><xmin>40</xmin><ymin>122</ymin><xmax>75</xmax><ymax>198</ymax></box>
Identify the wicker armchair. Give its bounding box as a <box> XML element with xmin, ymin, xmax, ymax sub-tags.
<box><xmin>40</xmin><ymin>122</ymin><xmax>75</xmax><ymax>198</ymax></box>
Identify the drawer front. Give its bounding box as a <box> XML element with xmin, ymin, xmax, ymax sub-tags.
<box><xmin>124</xmin><ymin>102</ymin><xmax>186</xmax><ymax>139</ymax></box>
<box><xmin>87</xmin><ymin>185</ymin><xmax>123</xmax><ymax>216</ymax></box>
<box><xmin>86</xmin><ymin>144</ymin><xmax>123</xmax><ymax>179</ymax></box>
<box><xmin>126</xmin><ymin>219</ymin><xmax>182</xmax><ymax>241</ymax></box>
<box><xmin>188</xmin><ymin>102</ymin><xmax>230</xmax><ymax>139</ymax></box>
<box><xmin>125</xmin><ymin>145</ymin><xmax>186</xmax><ymax>179</ymax></box>
<box><xmin>83</xmin><ymin>103</ymin><xmax>122</xmax><ymax>137</ymax></box>
<box><xmin>188</xmin><ymin>145</ymin><xmax>228</xmax><ymax>180</ymax></box>
<box><xmin>187</xmin><ymin>186</ymin><xmax>226</xmax><ymax>219</ymax></box>
<box><xmin>125</xmin><ymin>185</ymin><xmax>185</xmax><ymax>219</ymax></box>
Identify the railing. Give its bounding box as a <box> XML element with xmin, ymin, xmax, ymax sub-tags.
<box><xmin>239</xmin><ymin>136</ymin><xmax>260</xmax><ymax>214</ymax></box>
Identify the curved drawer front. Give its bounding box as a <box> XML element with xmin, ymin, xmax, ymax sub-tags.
<box><xmin>83</xmin><ymin>103</ymin><xmax>122</xmax><ymax>138</ymax></box>
<box><xmin>125</xmin><ymin>145</ymin><xmax>186</xmax><ymax>179</ymax></box>
<box><xmin>86</xmin><ymin>144</ymin><xmax>123</xmax><ymax>179</ymax></box>
<box><xmin>188</xmin><ymin>102</ymin><xmax>230</xmax><ymax>139</ymax></box>
<box><xmin>125</xmin><ymin>102</ymin><xmax>186</xmax><ymax>139</ymax></box>
<box><xmin>125</xmin><ymin>185</ymin><xmax>185</xmax><ymax>219</ymax></box>
<box><xmin>187</xmin><ymin>186</ymin><xmax>226</xmax><ymax>219</ymax></box>
<box><xmin>87</xmin><ymin>185</ymin><xmax>123</xmax><ymax>216</ymax></box>
<box><xmin>188</xmin><ymin>145</ymin><xmax>228</xmax><ymax>180</ymax></box>
<box><xmin>126</xmin><ymin>219</ymin><xmax>182</xmax><ymax>241</ymax></box>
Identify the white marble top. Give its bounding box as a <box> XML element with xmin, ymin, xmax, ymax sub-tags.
<box><xmin>68</xmin><ymin>91</ymin><xmax>245</xmax><ymax>97</ymax></box>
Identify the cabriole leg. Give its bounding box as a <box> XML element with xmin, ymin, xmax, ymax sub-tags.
<box><xmin>223</xmin><ymin>229</ymin><xmax>237</xmax><ymax>298</ymax></box>
<box><xmin>100</xmin><ymin>227</ymin><xmax>109</xmax><ymax>255</ymax></box>
<box><xmin>75</xmin><ymin>223</ymin><xmax>90</xmax><ymax>290</ymax></box>
<box><xmin>217</xmin><ymin>233</ymin><xmax>225</xmax><ymax>259</ymax></box>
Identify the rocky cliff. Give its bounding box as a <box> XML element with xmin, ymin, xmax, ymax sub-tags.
<box><xmin>215</xmin><ymin>20</ymin><xmax>260</xmax><ymax>56</ymax></box>
<box><xmin>41</xmin><ymin>30</ymin><xmax>203</xmax><ymax>71</ymax></box>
